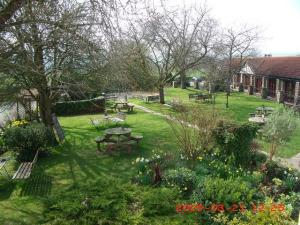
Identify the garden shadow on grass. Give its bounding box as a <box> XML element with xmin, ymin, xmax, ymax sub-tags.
<box><xmin>19</xmin><ymin>167</ymin><xmax>52</xmax><ymax>197</ymax></box>
<box><xmin>0</xmin><ymin>179</ymin><xmax>16</xmax><ymax>201</ymax></box>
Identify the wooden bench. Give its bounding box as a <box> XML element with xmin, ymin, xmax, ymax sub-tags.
<box><xmin>188</xmin><ymin>93</ymin><xmax>202</xmax><ymax>100</ymax></box>
<box><xmin>12</xmin><ymin>151</ymin><xmax>39</xmax><ymax>180</ymax></box>
<box><xmin>145</xmin><ymin>95</ymin><xmax>159</xmax><ymax>103</ymax></box>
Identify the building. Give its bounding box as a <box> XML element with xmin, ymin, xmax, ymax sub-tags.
<box><xmin>232</xmin><ymin>56</ymin><xmax>300</xmax><ymax>105</ymax></box>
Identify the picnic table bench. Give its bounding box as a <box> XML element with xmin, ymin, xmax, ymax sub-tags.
<box><xmin>111</xmin><ymin>102</ymin><xmax>134</xmax><ymax>112</ymax></box>
<box><xmin>188</xmin><ymin>93</ymin><xmax>202</xmax><ymax>100</ymax></box>
<box><xmin>194</xmin><ymin>93</ymin><xmax>213</xmax><ymax>103</ymax></box>
<box><xmin>145</xmin><ymin>95</ymin><xmax>160</xmax><ymax>103</ymax></box>
<box><xmin>95</xmin><ymin>128</ymin><xmax>143</xmax><ymax>153</ymax></box>
<box><xmin>12</xmin><ymin>151</ymin><xmax>39</xmax><ymax>180</ymax></box>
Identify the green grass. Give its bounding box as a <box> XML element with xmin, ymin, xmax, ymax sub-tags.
<box><xmin>0</xmin><ymin>88</ymin><xmax>299</xmax><ymax>223</ymax></box>
<box><xmin>130</xmin><ymin>87</ymin><xmax>300</xmax><ymax>158</ymax></box>
<box><xmin>0</xmin><ymin>111</ymin><xmax>182</xmax><ymax>224</ymax></box>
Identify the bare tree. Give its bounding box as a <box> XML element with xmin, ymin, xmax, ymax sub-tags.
<box><xmin>216</xmin><ymin>26</ymin><xmax>260</xmax><ymax>108</ymax></box>
<box><xmin>0</xmin><ymin>0</ymin><xmax>115</xmax><ymax>125</ymax></box>
<box><xmin>127</xmin><ymin>4</ymin><xmax>215</xmax><ymax>103</ymax></box>
<box><xmin>0</xmin><ymin>0</ymin><xmax>24</xmax><ymax>29</ymax></box>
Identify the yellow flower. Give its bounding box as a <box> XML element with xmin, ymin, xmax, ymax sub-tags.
<box><xmin>197</xmin><ymin>156</ymin><xmax>203</xmax><ymax>161</ymax></box>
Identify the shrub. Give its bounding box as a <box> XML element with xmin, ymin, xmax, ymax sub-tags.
<box><xmin>278</xmin><ymin>192</ymin><xmax>300</xmax><ymax>220</ymax></box>
<box><xmin>9</xmin><ymin>119</ymin><xmax>29</xmax><ymax>127</ymax></box>
<box><xmin>167</xmin><ymin>106</ymin><xmax>218</xmax><ymax>161</ymax></box>
<box><xmin>53</xmin><ymin>97</ymin><xmax>105</xmax><ymax>116</ymax></box>
<box><xmin>132</xmin><ymin>150</ymin><xmax>175</xmax><ymax>185</ymax></box>
<box><xmin>3</xmin><ymin>123</ymin><xmax>57</xmax><ymax>161</ymax></box>
<box><xmin>192</xmin><ymin>177</ymin><xmax>258</xmax><ymax>209</ymax></box>
<box><xmin>263</xmin><ymin>160</ymin><xmax>286</xmax><ymax>181</ymax></box>
<box><xmin>249</xmin><ymin>151</ymin><xmax>267</xmax><ymax>169</ymax></box>
<box><xmin>163</xmin><ymin>167</ymin><xmax>197</xmax><ymax>194</ymax></box>
<box><xmin>212</xmin><ymin>198</ymin><xmax>296</xmax><ymax>225</ymax></box>
<box><xmin>42</xmin><ymin>178</ymin><xmax>181</xmax><ymax>224</ymax></box>
<box><xmin>212</xmin><ymin>120</ymin><xmax>258</xmax><ymax>167</ymax></box>
<box><xmin>262</xmin><ymin>106</ymin><xmax>298</xmax><ymax>160</ymax></box>
<box><xmin>42</xmin><ymin>178</ymin><xmax>144</xmax><ymax>225</ymax></box>
<box><xmin>142</xmin><ymin>187</ymin><xmax>180</xmax><ymax>217</ymax></box>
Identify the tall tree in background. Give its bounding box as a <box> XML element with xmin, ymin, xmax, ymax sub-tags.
<box><xmin>218</xmin><ymin>26</ymin><xmax>259</xmax><ymax>108</ymax></box>
<box><xmin>128</xmin><ymin>5</ymin><xmax>215</xmax><ymax>103</ymax></box>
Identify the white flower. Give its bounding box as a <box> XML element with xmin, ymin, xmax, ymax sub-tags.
<box><xmin>157</xmin><ymin>155</ymin><xmax>160</xmax><ymax>159</ymax></box>
<box><xmin>140</xmin><ymin>157</ymin><xmax>144</xmax><ymax>162</ymax></box>
<box><xmin>295</xmin><ymin>177</ymin><xmax>298</xmax><ymax>180</ymax></box>
<box><xmin>145</xmin><ymin>159</ymin><xmax>149</xmax><ymax>163</ymax></box>
<box><xmin>136</xmin><ymin>157</ymin><xmax>140</xmax><ymax>163</ymax></box>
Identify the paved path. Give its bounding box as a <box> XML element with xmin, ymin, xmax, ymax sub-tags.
<box><xmin>133</xmin><ymin>103</ymin><xmax>300</xmax><ymax>172</ymax></box>
<box><xmin>133</xmin><ymin>104</ymin><xmax>198</xmax><ymax>129</ymax></box>
<box><xmin>281</xmin><ymin>153</ymin><xmax>300</xmax><ymax>171</ymax></box>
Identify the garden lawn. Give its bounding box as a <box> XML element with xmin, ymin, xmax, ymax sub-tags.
<box><xmin>0</xmin><ymin>110</ymin><xmax>187</xmax><ymax>224</ymax></box>
<box><xmin>130</xmin><ymin>87</ymin><xmax>300</xmax><ymax>158</ymax></box>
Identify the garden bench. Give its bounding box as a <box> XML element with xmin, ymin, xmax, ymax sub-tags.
<box><xmin>131</xmin><ymin>135</ymin><xmax>143</xmax><ymax>144</ymax></box>
<box><xmin>145</xmin><ymin>95</ymin><xmax>159</xmax><ymax>103</ymax></box>
<box><xmin>12</xmin><ymin>151</ymin><xmax>39</xmax><ymax>180</ymax></box>
<box><xmin>188</xmin><ymin>93</ymin><xmax>202</xmax><ymax>100</ymax></box>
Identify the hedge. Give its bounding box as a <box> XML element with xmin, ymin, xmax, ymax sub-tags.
<box><xmin>53</xmin><ymin>97</ymin><xmax>105</xmax><ymax>116</ymax></box>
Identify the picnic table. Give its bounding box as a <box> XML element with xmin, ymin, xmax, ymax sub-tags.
<box><xmin>145</xmin><ymin>95</ymin><xmax>160</xmax><ymax>103</ymax></box>
<box><xmin>104</xmin><ymin>127</ymin><xmax>132</xmax><ymax>144</ymax></box>
<box><xmin>256</xmin><ymin>106</ymin><xmax>274</xmax><ymax>115</ymax></box>
<box><xmin>112</xmin><ymin>102</ymin><xmax>134</xmax><ymax>112</ymax></box>
<box><xmin>188</xmin><ymin>93</ymin><xmax>202</xmax><ymax>100</ymax></box>
<box><xmin>95</xmin><ymin>127</ymin><xmax>143</xmax><ymax>153</ymax></box>
<box><xmin>248</xmin><ymin>116</ymin><xmax>268</xmax><ymax>124</ymax></box>
<box><xmin>194</xmin><ymin>93</ymin><xmax>213</xmax><ymax>103</ymax></box>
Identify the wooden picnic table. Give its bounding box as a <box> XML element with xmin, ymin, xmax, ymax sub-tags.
<box><xmin>248</xmin><ymin>116</ymin><xmax>268</xmax><ymax>124</ymax></box>
<box><xmin>95</xmin><ymin>127</ymin><xmax>143</xmax><ymax>153</ymax></box>
<box><xmin>145</xmin><ymin>95</ymin><xmax>160</xmax><ymax>103</ymax></box>
<box><xmin>104</xmin><ymin>127</ymin><xmax>132</xmax><ymax>144</ymax></box>
<box><xmin>256</xmin><ymin>106</ymin><xmax>274</xmax><ymax>115</ymax></box>
<box><xmin>112</xmin><ymin>102</ymin><xmax>134</xmax><ymax>112</ymax></box>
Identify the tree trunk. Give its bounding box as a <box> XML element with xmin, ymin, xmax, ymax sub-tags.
<box><xmin>226</xmin><ymin>92</ymin><xmax>229</xmax><ymax>108</ymax></box>
<box><xmin>153</xmin><ymin>163</ymin><xmax>162</xmax><ymax>184</ymax></box>
<box><xmin>269</xmin><ymin>143</ymin><xmax>276</xmax><ymax>161</ymax></box>
<box><xmin>159</xmin><ymin>86</ymin><xmax>165</xmax><ymax>104</ymax></box>
<box><xmin>38</xmin><ymin>88</ymin><xmax>53</xmax><ymax>126</ymax></box>
<box><xmin>225</xmin><ymin>82</ymin><xmax>231</xmax><ymax>108</ymax></box>
<box><xmin>180</xmin><ymin>71</ymin><xmax>186</xmax><ymax>89</ymax></box>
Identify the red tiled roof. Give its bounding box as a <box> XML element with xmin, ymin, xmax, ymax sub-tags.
<box><xmin>246</xmin><ymin>57</ymin><xmax>300</xmax><ymax>79</ymax></box>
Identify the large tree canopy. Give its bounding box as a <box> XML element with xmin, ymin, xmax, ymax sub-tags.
<box><xmin>0</xmin><ymin>0</ymin><xmax>112</xmax><ymax>125</ymax></box>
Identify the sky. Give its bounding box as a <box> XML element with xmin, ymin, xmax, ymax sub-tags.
<box><xmin>157</xmin><ymin>0</ymin><xmax>300</xmax><ymax>56</ymax></box>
